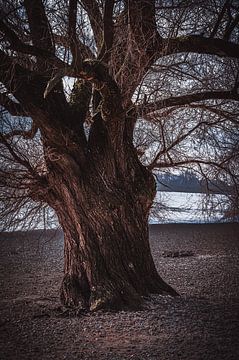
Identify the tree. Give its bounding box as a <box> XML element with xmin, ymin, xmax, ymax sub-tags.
<box><xmin>0</xmin><ymin>0</ymin><xmax>239</xmax><ymax>311</ymax></box>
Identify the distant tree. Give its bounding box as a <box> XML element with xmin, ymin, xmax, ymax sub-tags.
<box><xmin>0</xmin><ymin>0</ymin><xmax>238</xmax><ymax>310</ymax></box>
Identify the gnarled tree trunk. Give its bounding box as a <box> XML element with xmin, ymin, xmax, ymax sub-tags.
<box><xmin>14</xmin><ymin>61</ymin><xmax>178</xmax><ymax>311</ymax></box>
<box><xmin>43</xmin><ymin>112</ymin><xmax>177</xmax><ymax>311</ymax></box>
<box><xmin>57</xmin><ymin>181</ymin><xmax>177</xmax><ymax>310</ymax></box>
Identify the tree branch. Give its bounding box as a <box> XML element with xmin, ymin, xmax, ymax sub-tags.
<box><xmin>150</xmin><ymin>158</ymin><xmax>239</xmax><ymax>171</ymax></box>
<box><xmin>0</xmin><ymin>94</ymin><xmax>27</xmax><ymax>116</ymax></box>
<box><xmin>0</xmin><ymin>134</ymin><xmax>40</xmax><ymax>179</ymax></box>
<box><xmin>128</xmin><ymin>0</ymin><xmax>159</xmax><ymax>60</ymax></box>
<box><xmin>68</xmin><ymin>0</ymin><xmax>82</xmax><ymax>69</ymax></box>
<box><xmin>0</xmin><ymin>20</ymin><xmax>67</xmax><ymax>70</ymax></box>
<box><xmin>80</xmin><ymin>0</ymin><xmax>103</xmax><ymax>50</ymax></box>
<box><xmin>98</xmin><ymin>0</ymin><xmax>114</xmax><ymax>62</ymax></box>
<box><xmin>160</xmin><ymin>35</ymin><xmax>239</xmax><ymax>59</ymax></box>
<box><xmin>128</xmin><ymin>0</ymin><xmax>157</xmax><ymax>45</ymax></box>
<box><xmin>53</xmin><ymin>33</ymin><xmax>94</xmax><ymax>59</ymax></box>
<box><xmin>0</xmin><ymin>49</ymin><xmax>32</xmax><ymax>99</ymax></box>
<box><xmin>188</xmin><ymin>104</ymin><xmax>239</xmax><ymax>125</ymax></box>
<box><xmin>224</xmin><ymin>11</ymin><xmax>239</xmax><ymax>41</ymax></box>
<box><xmin>210</xmin><ymin>0</ymin><xmax>230</xmax><ymax>38</ymax></box>
<box><xmin>148</xmin><ymin>118</ymin><xmax>224</xmax><ymax>170</ymax></box>
<box><xmin>2</xmin><ymin>123</ymin><xmax>38</xmax><ymax>140</ymax></box>
<box><xmin>139</xmin><ymin>90</ymin><xmax>239</xmax><ymax>115</ymax></box>
<box><xmin>23</xmin><ymin>0</ymin><xmax>54</xmax><ymax>50</ymax></box>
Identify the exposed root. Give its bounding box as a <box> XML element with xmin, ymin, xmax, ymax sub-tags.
<box><xmin>60</xmin><ymin>274</ymin><xmax>179</xmax><ymax>312</ymax></box>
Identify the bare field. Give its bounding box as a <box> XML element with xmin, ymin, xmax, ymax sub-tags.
<box><xmin>0</xmin><ymin>223</ymin><xmax>239</xmax><ymax>360</ymax></box>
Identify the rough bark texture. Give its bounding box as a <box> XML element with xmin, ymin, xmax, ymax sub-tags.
<box><xmin>45</xmin><ymin>126</ymin><xmax>177</xmax><ymax>311</ymax></box>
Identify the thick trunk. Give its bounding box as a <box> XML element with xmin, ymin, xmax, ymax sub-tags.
<box><xmin>49</xmin><ymin>160</ymin><xmax>177</xmax><ymax>311</ymax></box>
<box><xmin>35</xmin><ymin>77</ymin><xmax>178</xmax><ymax>311</ymax></box>
<box><xmin>59</xmin><ymin>212</ymin><xmax>177</xmax><ymax>311</ymax></box>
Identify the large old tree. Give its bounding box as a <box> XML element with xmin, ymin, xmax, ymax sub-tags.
<box><xmin>0</xmin><ymin>0</ymin><xmax>239</xmax><ymax>310</ymax></box>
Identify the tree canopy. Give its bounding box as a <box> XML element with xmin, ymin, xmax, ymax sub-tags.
<box><xmin>1</xmin><ymin>0</ymin><xmax>238</xmax><ymax>229</ymax></box>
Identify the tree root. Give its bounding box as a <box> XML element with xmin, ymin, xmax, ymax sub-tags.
<box><xmin>60</xmin><ymin>274</ymin><xmax>179</xmax><ymax>312</ymax></box>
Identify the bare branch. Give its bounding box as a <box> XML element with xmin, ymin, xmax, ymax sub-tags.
<box><xmin>188</xmin><ymin>104</ymin><xmax>239</xmax><ymax>126</ymax></box>
<box><xmin>151</xmin><ymin>158</ymin><xmax>238</xmax><ymax>171</ymax></box>
<box><xmin>2</xmin><ymin>123</ymin><xmax>38</xmax><ymax>140</ymax></box>
<box><xmin>68</xmin><ymin>0</ymin><xmax>82</xmax><ymax>69</ymax></box>
<box><xmin>139</xmin><ymin>90</ymin><xmax>239</xmax><ymax>115</ymax></box>
<box><xmin>210</xmin><ymin>0</ymin><xmax>230</xmax><ymax>38</ymax></box>
<box><xmin>53</xmin><ymin>33</ymin><xmax>94</xmax><ymax>59</ymax></box>
<box><xmin>128</xmin><ymin>0</ymin><xmax>157</xmax><ymax>51</ymax></box>
<box><xmin>0</xmin><ymin>20</ymin><xmax>67</xmax><ymax>70</ymax></box>
<box><xmin>148</xmin><ymin>118</ymin><xmax>225</xmax><ymax>170</ymax></box>
<box><xmin>0</xmin><ymin>134</ymin><xmax>40</xmax><ymax>178</ymax></box>
<box><xmin>0</xmin><ymin>49</ymin><xmax>32</xmax><ymax>100</ymax></box>
<box><xmin>98</xmin><ymin>0</ymin><xmax>114</xmax><ymax>62</ymax></box>
<box><xmin>224</xmin><ymin>11</ymin><xmax>239</xmax><ymax>41</ymax></box>
<box><xmin>160</xmin><ymin>35</ymin><xmax>239</xmax><ymax>59</ymax></box>
<box><xmin>0</xmin><ymin>94</ymin><xmax>27</xmax><ymax>116</ymax></box>
<box><xmin>23</xmin><ymin>0</ymin><xmax>54</xmax><ymax>50</ymax></box>
<box><xmin>80</xmin><ymin>0</ymin><xmax>103</xmax><ymax>49</ymax></box>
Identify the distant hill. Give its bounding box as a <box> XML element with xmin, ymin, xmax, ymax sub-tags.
<box><xmin>156</xmin><ymin>172</ymin><xmax>232</xmax><ymax>194</ymax></box>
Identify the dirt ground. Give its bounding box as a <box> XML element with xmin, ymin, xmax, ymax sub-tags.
<box><xmin>0</xmin><ymin>223</ymin><xmax>239</xmax><ymax>360</ymax></box>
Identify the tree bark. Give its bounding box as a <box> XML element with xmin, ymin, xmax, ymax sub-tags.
<box><xmin>46</xmin><ymin>144</ymin><xmax>178</xmax><ymax>311</ymax></box>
